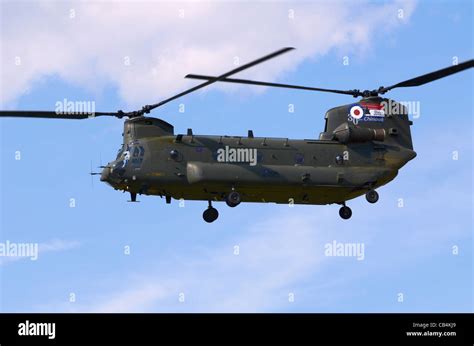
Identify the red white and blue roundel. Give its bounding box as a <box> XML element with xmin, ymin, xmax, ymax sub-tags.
<box><xmin>348</xmin><ymin>102</ymin><xmax>385</xmax><ymax>122</ymax></box>
<box><xmin>349</xmin><ymin>105</ymin><xmax>364</xmax><ymax>120</ymax></box>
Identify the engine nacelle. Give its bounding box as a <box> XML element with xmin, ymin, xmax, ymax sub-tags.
<box><xmin>332</xmin><ymin>123</ymin><xmax>385</xmax><ymax>144</ymax></box>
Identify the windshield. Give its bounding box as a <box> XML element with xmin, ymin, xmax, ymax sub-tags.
<box><xmin>116</xmin><ymin>144</ymin><xmax>125</xmax><ymax>159</ymax></box>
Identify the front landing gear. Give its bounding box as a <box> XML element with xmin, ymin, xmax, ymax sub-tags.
<box><xmin>339</xmin><ymin>204</ymin><xmax>352</xmax><ymax>220</ymax></box>
<box><xmin>203</xmin><ymin>201</ymin><xmax>219</xmax><ymax>223</ymax></box>
<box><xmin>365</xmin><ymin>189</ymin><xmax>379</xmax><ymax>204</ymax></box>
<box><xmin>128</xmin><ymin>192</ymin><xmax>139</xmax><ymax>202</ymax></box>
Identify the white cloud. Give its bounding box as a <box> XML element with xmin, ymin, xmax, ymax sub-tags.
<box><xmin>38</xmin><ymin>239</ymin><xmax>81</xmax><ymax>253</ymax></box>
<box><xmin>1</xmin><ymin>0</ymin><xmax>416</xmax><ymax>109</ymax></box>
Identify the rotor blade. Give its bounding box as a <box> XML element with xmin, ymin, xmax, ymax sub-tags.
<box><xmin>380</xmin><ymin>59</ymin><xmax>474</xmax><ymax>93</ymax></box>
<box><xmin>142</xmin><ymin>47</ymin><xmax>295</xmax><ymax>113</ymax></box>
<box><xmin>185</xmin><ymin>74</ymin><xmax>358</xmax><ymax>96</ymax></box>
<box><xmin>0</xmin><ymin>110</ymin><xmax>120</xmax><ymax>119</ymax></box>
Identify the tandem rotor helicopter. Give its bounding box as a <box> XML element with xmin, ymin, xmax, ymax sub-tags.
<box><xmin>1</xmin><ymin>48</ymin><xmax>473</xmax><ymax>222</ymax></box>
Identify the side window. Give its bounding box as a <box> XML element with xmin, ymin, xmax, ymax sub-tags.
<box><xmin>295</xmin><ymin>153</ymin><xmax>304</xmax><ymax>164</ymax></box>
<box><xmin>116</xmin><ymin>145</ymin><xmax>124</xmax><ymax>159</ymax></box>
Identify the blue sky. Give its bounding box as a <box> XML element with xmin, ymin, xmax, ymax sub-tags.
<box><xmin>0</xmin><ymin>0</ymin><xmax>472</xmax><ymax>312</ymax></box>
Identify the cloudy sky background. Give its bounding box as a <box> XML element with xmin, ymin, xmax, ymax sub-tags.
<box><xmin>0</xmin><ymin>0</ymin><xmax>472</xmax><ymax>312</ymax></box>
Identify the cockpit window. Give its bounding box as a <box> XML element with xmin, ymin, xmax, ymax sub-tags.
<box><xmin>116</xmin><ymin>145</ymin><xmax>125</xmax><ymax>159</ymax></box>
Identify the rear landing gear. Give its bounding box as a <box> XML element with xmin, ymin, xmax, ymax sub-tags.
<box><xmin>365</xmin><ymin>189</ymin><xmax>379</xmax><ymax>204</ymax></box>
<box><xmin>203</xmin><ymin>201</ymin><xmax>219</xmax><ymax>223</ymax></box>
<box><xmin>339</xmin><ymin>204</ymin><xmax>352</xmax><ymax>220</ymax></box>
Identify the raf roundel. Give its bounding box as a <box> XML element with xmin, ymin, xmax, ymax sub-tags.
<box><xmin>350</xmin><ymin>105</ymin><xmax>364</xmax><ymax>120</ymax></box>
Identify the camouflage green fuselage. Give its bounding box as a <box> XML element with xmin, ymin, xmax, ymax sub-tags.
<box><xmin>101</xmin><ymin>97</ymin><xmax>417</xmax><ymax>205</ymax></box>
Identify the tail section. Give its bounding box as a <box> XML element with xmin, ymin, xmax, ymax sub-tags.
<box><xmin>321</xmin><ymin>96</ymin><xmax>414</xmax><ymax>150</ymax></box>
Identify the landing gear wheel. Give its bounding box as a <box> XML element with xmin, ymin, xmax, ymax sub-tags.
<box><xmin>225</xmin><ymin>191</ymin><xmax>241</xmax><ymax>207</ymax></box>
<box><xmin>203</xmin><ymin>207</ymin><xmax>219</xmax><ymax>223</ymax></box>
<box><xmin>339</xmin><ymin>206</ymin><xmax>352</xmax><ymax>220</ymax></box>
<box><xmin>365</xmin><ymin>190</ymin><xmax>379</xmax><ymax>204</ymax></box>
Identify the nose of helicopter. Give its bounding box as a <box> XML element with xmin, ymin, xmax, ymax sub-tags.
<box><xmin>100</xmin><ymin>165</ymin><xmax>111</xmax><ymax>182</ymax></box>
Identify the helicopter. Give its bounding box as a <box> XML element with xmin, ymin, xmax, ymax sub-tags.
<box><xmin>0</xmin><ymin>47</ymin><xmax>472</xmax><ymax>223</ymax></box>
